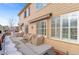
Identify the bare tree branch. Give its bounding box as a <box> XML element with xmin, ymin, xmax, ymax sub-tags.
<box><xmin>8</xmin><ymin>18</ymin><xmax>15</xmax><ymax>28</ymax></box>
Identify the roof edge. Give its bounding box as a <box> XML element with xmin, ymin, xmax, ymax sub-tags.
<box><xmin>18</xmin><ymin>3</ymin><xmax>31</xmax><ymax>16</ymax></box>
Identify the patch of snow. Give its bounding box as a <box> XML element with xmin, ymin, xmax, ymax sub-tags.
<box><xmin>4</xmin><ymin>36</ymin><xmax>22</xmax><ymax>55</ymax></box>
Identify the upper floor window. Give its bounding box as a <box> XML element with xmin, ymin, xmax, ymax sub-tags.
<box><xmin>27</xmin><ymin>7</ymin><xmax>30</xmax><ymax>17</ymax></box>
<box><xmin>24</xmin><ymin>11</ymin><xmax>26</xmax><ymax>18</ymax></box>
<box><xmin>35</xmin><ymin>3</ymin><xmax>48</xmax><ymax>11</ymax></box>
<box><xmin>24</xmin><ymin>7</ymin><xmax>30</xmax><ymax>18</ymax></box>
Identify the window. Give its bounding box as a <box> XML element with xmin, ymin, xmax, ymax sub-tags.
<box><xmin>51</xmin><ymin>16</ymin><xmax>60</xmax><ymax>38</ymax></box>
<box><xmin>27</xmin><ymin>7</ymin><xmax>30</xmax><ymax>17</ymax></box>
<box><xmin>70</xmin><ymin>28</ymin><xmax>77</xmax><ymax>39</ymax></box>
<box><xmin>37</xmin><ymin>20</ymin><xmax>46</xmax><ymax>35</ymax></box>
<box><xmin>62</xmin><ymin>16</ymin><xmax>69</xmax><ymax>39</ymax></box>
<box><xmin>35</xmin><ymin>3</ymin><xmax>48</xmax><ymax>11</ymax></box>
<box><xmin>55</xmin><ymin>17</ymin><xmax>60</xmax><ymax>38</ymax></box>
<box><xmin>70</xmin><ymin>16</ymin><xmax>77</xmax><ymax>40</ymax></box>
<box><xmin>24</xmin><ymin>7</ymin><xmax>30</xmax><ymax>18</ymax></box>
<box><xmin>61</xmin><ymin>14</ymin><xmax>77</xmax><ymax>40</ymax></box>
<box><xmin>51</xmin><ymin>17</ymin><xmax>55</xmax><ymax>37</ymax></box>
<box><xmin>35</xmin><ymin>3</ymin><xmax>43</xmax><ymax>10</ymax></box>
<box><xmin>24</xmin><ymin>11</ymin><xmax>26</xmax><ymax>18</ymax></box>
<box><xmin>51</xmin><ymin>11</ymin><xmax>78</xmax><ymax>43</ymax></box>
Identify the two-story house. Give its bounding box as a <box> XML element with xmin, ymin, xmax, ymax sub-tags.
<box><xmin>18</xmin><ymin>3</ymin><xmax>79</xmax><ymax>54</ymax></box>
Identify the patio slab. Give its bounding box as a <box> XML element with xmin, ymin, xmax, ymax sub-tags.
<box><xmin>25</xmin><ymin>43</ymin><xmax>53</xmax><ymax>55</ymax></box>
<box><xmin>11</xmin><ymin>37</ymin><xmax>54</xmax><ymax>55</ymax></box>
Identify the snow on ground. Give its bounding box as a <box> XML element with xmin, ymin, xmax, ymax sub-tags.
<box><xmin>0</xmin><ymin>36</ymin><xmax>22</xmax><ymax>55</ymax></box>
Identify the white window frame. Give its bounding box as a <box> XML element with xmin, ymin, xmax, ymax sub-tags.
<box><xmin>77</xmin><ymin>14</ymin><xmax>79</xmax><ymax>42</ymax></box>
<box><xmin>61</xmin><ymin>15</ymin><xmax>69</xmax><ymax>40</ymax></box>
<box><xmin>37</xmin><ymin>20</ymin><xmax>47</xmax><ymax>36</ymax></box>
<box><xmin>51</xmin><ymin>16</ymin><xmax>61</xmax><ymax>39</ymax></box>
<box><xmin>51</xmin><ymin>11</ymin><xmax>79</xmax><ymax>44</ymax></box>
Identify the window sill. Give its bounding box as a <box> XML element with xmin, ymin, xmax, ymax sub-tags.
<box><xmin>50</xmin><ymin>37</ymin><xmax>79</xmax><ymax>45</ymax></box>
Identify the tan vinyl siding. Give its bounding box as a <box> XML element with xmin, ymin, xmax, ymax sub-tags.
<box><xmin>18</xmin><ymin>3</ymin><xmax>79</xmax><ymax>54</ymax></box>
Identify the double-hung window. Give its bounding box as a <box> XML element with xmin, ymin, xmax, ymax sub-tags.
<box><xmin>61</xmin><ymin>14</ymin><xmax>77</xmax><ymax>40</ymax></box>
<box><xmin>70</xmin><ymin>15</ymin><xmax>77</xmax><ymax>40</ymax></box>
<box><xmin>51</xmin><ymin>16</ymin><xmax>60</xmax><ymax>38</ymax></box>
<box><xmin>62</xmin><ymin>16</ymin><xmax>69</xmax><ymax>39</ymax></box>
<box><xmin>51</xmin><ymin>17</ymin><xmax>55</xmax><ymax>37</ymax></box>
<box><xmin>55</xmin><ymin>17</ymin><xmax>60</xmax><ymax>38</ymax></box>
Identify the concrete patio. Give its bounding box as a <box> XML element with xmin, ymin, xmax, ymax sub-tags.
<box><xmin>11</xmin><ymin>36</ymin><xmax>54</xmax><ymax>55</ymax></box>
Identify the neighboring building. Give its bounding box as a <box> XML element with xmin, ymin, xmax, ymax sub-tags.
<box><xmin>14</xmin><ymin>26</ymin><xmax>19</xmax><ymax>32</ymax></box>
<box><xmin>0</xmin><ymin>25</ymin><xmax>10</xmax><ymax>33</ymax></box>
<box><xmin>10</xmin><ymin>26</ymin><xmax>19</xmax><ymax>32</ymax></box>
<box><xmin>3</xmin><ymin>26</ymin><xmax>9</xmax><ymax>31</ymax></box>
<box><xmin>18</xmin><ymin>3</ymin><xmax>79</xmax><ymax>54</ymax></box>
<box><xmin>3</xmin><ymin>26</ymin><xmax>11</xmax><ymax>35</ymax></box>
<box><xmin>0</xmin><ymin>25</ymin><xmax>3</xmax><ymax>32</ymax></box>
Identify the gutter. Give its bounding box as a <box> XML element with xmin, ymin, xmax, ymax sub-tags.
<box><xmin>18</xmin><ymin>3</ymin><xmax>31</xmax><ymax>16</ymax></box>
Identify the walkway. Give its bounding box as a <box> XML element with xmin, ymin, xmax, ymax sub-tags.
<box><xmin>0</xmin><ymin>36</ymin><xmax>22</xmax><ymax>55</ymax></box>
